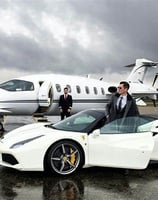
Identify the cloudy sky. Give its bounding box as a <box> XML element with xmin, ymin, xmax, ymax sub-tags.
<box><xmin>0</xmin><ymin>0</ymin><xmax>158</xmax><ymax>84</ymax></box>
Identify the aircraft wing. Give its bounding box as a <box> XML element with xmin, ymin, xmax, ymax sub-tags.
<box><xmin>0</xmin><ymin>108</ymin><xmax>11</xmax><ymax>114</ymax></box>
<box><xmin>131</xmin><ymin>91</ymin><xmax>158</xmax><ymax>96</ymax></box>
<box><xmin>129</xmin><ymin>82</ymin><xmax>158</xmax><ymax>98</ymax></box>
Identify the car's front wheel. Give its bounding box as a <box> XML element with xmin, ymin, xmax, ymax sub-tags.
<box><xmin>46</xmin><ymin>140</ymin><xmax>84</xmax><ymax>175</ymax></box>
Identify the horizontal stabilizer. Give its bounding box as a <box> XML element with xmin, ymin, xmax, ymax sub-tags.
<box><xmin>152</xmin><ymin>73</ymin><xmax>158</xmax><ymax>87</ymax></box>
<box><xmin>127</xmin><ymin>58</ymin><xmax>158</xmax><ymax>83</ymax></box>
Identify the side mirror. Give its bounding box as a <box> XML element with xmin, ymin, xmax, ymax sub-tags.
<box><xmin>92</xmin><ymin>129</ymin><xmax>100</xmax><ymax>137</ymax></box>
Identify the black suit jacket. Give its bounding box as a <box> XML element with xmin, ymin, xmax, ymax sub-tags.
<box><xmin>59</xmin><ymin>94</ymin><xmax>73</xmax><ymax>111</ymax></box>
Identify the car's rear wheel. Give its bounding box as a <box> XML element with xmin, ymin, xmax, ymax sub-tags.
<box><xmin>46</xmin><ymin>140</ymin><xmax>84</xmax><ymax>175</ymax></box>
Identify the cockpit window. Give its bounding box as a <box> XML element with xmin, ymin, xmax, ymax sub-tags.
<box><xmin>0</xmin><ymin>79</ymin><xmax>34</xmax><ymax>91</ymax></box>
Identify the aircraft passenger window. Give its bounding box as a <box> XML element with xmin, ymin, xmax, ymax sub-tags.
<box><xmin>85</xmin><ymin>86</ymin><xmax>89</xmax><ymax>94</ymax></box>
<box><xmin>93</xmin><ymin>87</ymin><xmax>98</xmax><ymax>95</ymax></box>
<box><xmin>66</xmin><ymin>85</ymin><xmax>71</xmax><ymax>93</ymax></box>
<box><xmin>101</xmin><ymin>87</ymin><xmax>105</xmax><ymax>95</ymax></box>
<box><xmin>56</xmin><ymin>84</ymin><xmax>61</xmax><ymax>92</ymax></box>
<box><xmin>76</xmin><ymin>85</ymin><xmax>81</xmax><ymax>93</ymax></box>
<box><xmin>0</xmin><ymin>79</ymin><xmax>34</xmax><ymax>91</ymax></box>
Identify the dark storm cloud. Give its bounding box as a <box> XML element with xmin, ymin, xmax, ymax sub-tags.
<box><xmin>69</xmin><ymin>0</ymin><xmax>158</xmax><ymax>65</ymax></box>
<box><xmin>0</xmin><ymin>0</ymin><xmax>158</xmax><ymax>79</ymax></box>
<box><xmin>0</xmin><ymin>31</ymin><xmax>104</xmax><ymax>74</ymax></box>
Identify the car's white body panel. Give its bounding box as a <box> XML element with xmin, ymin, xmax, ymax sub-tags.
<box><xmin>0</xmin><ymin>122</ymin><xmax>155</xmax><ymax>171</ymax></box>
<box><xmin>88</xmin><ymin>132</ymin><xmax>153</xmax><ymax>169</ymax></box>
<box><xmin>0</xmin><ymin>123</ymin><xmax>89</xmax><ymax>171</ymax></box>
<box><xmin>137</xmin><ymin>120</ymin><xmax>158</xmax><ymax>161</ymax></box>
<box><xmin>151</xmin><ymin>134</ymin><xmax>158</xmax><ymax>160</ymax></box>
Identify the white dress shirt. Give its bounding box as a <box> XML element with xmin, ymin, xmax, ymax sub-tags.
<box><xmin>117</xmin><ymin>95</ymin><xmax>127</xmax><ymax>109</ymax></box>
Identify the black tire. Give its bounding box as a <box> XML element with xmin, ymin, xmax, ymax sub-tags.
<box><xmin>46</xmin><ymin>140</ymin><xmax>84</xmax><ymax>175</ymax></box>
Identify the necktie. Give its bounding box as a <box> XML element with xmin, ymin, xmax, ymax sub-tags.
<box><xmin>118</xmin><ymin>97</ymin><xmax>123</xmax><ymax>111</ymax></box>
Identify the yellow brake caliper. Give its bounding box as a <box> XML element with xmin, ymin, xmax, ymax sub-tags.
<box><xmin>70</xmin><ymin>148</ymin><xmax>76</xmax><ymax>164</ymax></box>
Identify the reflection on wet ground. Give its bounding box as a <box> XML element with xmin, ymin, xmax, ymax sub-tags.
<box><xmin>0</xmin><ymin>112</ymin><xmax>158</xmax><ymax>200</ymax></box>
<box><xmin>1</xmin><ymin>165</ymin><xmax>158</xmax><ymax>200</ymax></box>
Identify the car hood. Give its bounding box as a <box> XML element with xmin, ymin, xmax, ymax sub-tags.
<box><xmin>0</xmin><ymin>122</ymin><xmax>61</xmax><ymax>146</ymax></box>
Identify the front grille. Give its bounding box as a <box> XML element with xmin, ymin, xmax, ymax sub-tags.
<box><xmin>2</xmin><ymin>153</ymin><xmax>19</xmax><ymax>165</ymax></box>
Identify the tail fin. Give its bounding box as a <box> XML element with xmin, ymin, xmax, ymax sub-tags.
<box><xmin>126</xmin><ymin>58</ymin><xmax>158</xmax><ymax>83</ymax></box>
<box><xmin>152</xmin><ymin>73</ymin><xmax>158</xmax><ymax>87</ymax></box>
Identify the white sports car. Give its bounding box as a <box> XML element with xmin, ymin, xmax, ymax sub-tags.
<box><xmin>0</xmin><ymin>109</ymin><xmax>158</xmax><ymax>176</ymax></box>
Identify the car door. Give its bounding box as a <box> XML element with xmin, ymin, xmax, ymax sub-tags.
<box><xmin>88</xmin><ymin>117</ymin><xmax>154</xmax><ymax>169</ymax></box>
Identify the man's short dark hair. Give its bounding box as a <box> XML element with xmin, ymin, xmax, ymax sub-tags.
<box><xmin>120</xmin><ymin>81</ymin><xmax>130</xmax><ymax>89</ymax></box>
<box><xmin>64</xmin><ymin>87</ymin><xmax>68</xmax><ymax>90</ymax></box>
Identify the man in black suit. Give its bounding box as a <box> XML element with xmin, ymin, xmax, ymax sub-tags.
<box><xmin>59</xmin><ymin>87</ymin><xmax>73</xmax><ymax>120</ymax></box>
<box><xmin>106</xmin><ymin>81</ymin><xmax>139</xmax><ymax>123</ymax></box>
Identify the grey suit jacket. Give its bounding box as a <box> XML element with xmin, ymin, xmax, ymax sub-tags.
<box><xmin>106</xmin><ymin>92</ymin><xmax>139</xmax><ymax>122</ymax></box>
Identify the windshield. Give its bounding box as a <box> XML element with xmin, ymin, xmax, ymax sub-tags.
<box><xmin>100</xmin><ymin>115</ymin><xmax>156</xmax><ymax>134</ymax></box>
<box><xmin>51</xmin><ymin>110</ymin><xmax>105</xmax><ymax>132</ymax></box>
<box><xmin>0</xmin><ymin>79</ymin><xmax>34</xmax><ymax>91</ymax></box>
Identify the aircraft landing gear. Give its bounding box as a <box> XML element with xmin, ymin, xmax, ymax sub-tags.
<box><xmin>0</xmin><ymin>115</ymin><xmax>4</xmax><ymax>136</ymax></box>
<box><xmin>152</xmin><ymin>99</ymin><xmax>157</xmax><ymax>107</ymax></box>
<box><xmin>0</xmin><ymin>123</ymin><xmax>4</xmax><ymax>137</ymax></box>
<box><xmin>0</xmin><ymin>123</ymin><xmax>4</xmax><ymax>130</ymax></box>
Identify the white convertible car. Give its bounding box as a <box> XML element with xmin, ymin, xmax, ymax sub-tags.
<box><xmin>0</xmin><ymin>109</ymin><xmax>158</xmax><ymax>176</ymax></box>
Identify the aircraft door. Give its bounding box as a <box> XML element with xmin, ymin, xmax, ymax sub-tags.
<box><xmin>37</xmin><ymin>81</ymin><xmax>53</xmax><ymax>113</ymax></box>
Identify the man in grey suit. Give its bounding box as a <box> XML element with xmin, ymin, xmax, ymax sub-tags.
<box><xmin>106</xmin><ymin>81</ymin><xmax>139</xmax><ymax>175</ymax></box>
<box><xmin>106</xmin><ymin>81</ymin><xmax>139</xmax><ymax>123</ymax></box>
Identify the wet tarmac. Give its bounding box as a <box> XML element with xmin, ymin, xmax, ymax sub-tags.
<box><xmin>1</xmin><ymin>163</ymin><xmax>158</xmax><ymax>200</ymax></box>
<box><xmin>0</xmin><ymin>106</ymin><xmax>158</xmax><ymax>200</ymax></box>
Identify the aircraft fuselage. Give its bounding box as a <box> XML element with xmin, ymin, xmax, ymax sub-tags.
<box><xmin>0</xmin><ymin>74</ymin><xmax>112</xmax><ymax>116</ymax></box>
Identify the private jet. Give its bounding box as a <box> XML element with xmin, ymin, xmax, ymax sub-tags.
<box><xmin>0</xmin><ymin>58</ymin><xmax>157</xmax><ymax>125</ymax></box>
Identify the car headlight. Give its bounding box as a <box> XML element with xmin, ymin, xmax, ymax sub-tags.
<box><xmin>10</xmin><ymin>135</ymin><xmax>44</xmax><ymax>149</ymax></box>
